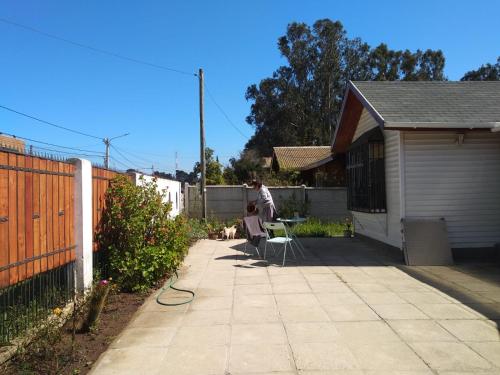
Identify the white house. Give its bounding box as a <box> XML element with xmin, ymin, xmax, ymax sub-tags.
<box><xmin>332</xmin><ymin>81</ymin><xmax>500</xmax><ymax>256</ymax></box>
<box><xmin>129</xmin><ymin>172</ymin><xmax>183</xmax><ymax>217</ymax></box>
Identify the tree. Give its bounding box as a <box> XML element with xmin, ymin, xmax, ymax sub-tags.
<box><xmin>244</xmin><ymin>19</ymin><xmax>446</xmax><ymax>156</ymax></box>
<box><xmin>461</xmin><ymin>57</ymin><xmax>500</xmax><ymax>81</ymax></box>
<box><xmin>193</xmin><ymin>147</ymin><xmax>224</xmax><ymax>185</ymax></box>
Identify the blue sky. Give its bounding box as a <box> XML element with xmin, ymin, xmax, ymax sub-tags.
<box><xmin>1</xmin><ymin>0</ymin><xmax>499</xmax><ymax>172</ymax></box>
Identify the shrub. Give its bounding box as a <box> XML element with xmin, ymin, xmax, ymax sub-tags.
<box><xmin>97</xmin><ymin>175</ymin><xmax>189</xmax><ymax>292</ymax></box>
<box><xmin>277</xmin><ymin>192</ymin><xmax>310</xmax><ymax>219</ymax></box>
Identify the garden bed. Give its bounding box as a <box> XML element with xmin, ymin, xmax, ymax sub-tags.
<box><xmin>1</xmin><ymin>290</ymin><xmax>147</xmax><ymax>375</ymax></box>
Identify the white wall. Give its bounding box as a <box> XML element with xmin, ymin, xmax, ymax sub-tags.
<box><xmin>350</xmin><ymin>110</ymin><xmax>403</xmax><ymax>248</ymax></box>
<box><xmin>403</xmin><ymin>131</ymin><xmax>500</xmax><ymax>248</ymax></box>
<box><xmin>353</xmin><ymin>108</ymin><xmax>378</xmax><ymax>142</ymax></box>
<box><xmin>131</xmin><ymin>173</ymin><xmax>183</xmax><ymax>217</ymax></box>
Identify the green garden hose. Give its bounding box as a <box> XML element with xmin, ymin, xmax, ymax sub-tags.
<box><xmin>156</xmin><ymin>271</ymin><xmax>195</xmax><ymax>306</ymax></box>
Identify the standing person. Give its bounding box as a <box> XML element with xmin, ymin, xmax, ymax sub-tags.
<box><xmin>251</xmin><ymin>180</ymin><xmax>277</xmax><ymax>223</ymax></box>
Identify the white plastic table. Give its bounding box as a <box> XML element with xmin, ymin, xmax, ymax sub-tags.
<box><xmin>277</xmin><ymin>217</ymin><xmax>307</xmax><ymax>258</ymax></box>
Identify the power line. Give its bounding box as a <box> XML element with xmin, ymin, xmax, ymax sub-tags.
<box><xmin>204</xmin><ymin>82</ymin><xmax>250</xmax><ymax>140</ymax></box>
<box><xmin>0</xmin><ymin>104</ymin><xmax>102</xmax><ymax>139</ymax></box>
<box><xmin>29</xmin><ymin>145</ymin><xmax>103</xmax><ymax>158</ymax></box>
<box><xmin>112</xmin><ymin>144</ymin><xmax>157</xmax><ymax>165</ymax></box>
<box><xmin>110</xmin><ymin>144</ymin><xmax>150</xmax><ymax>171</ymax></box>
<box><xmin>0</xmin><ymin>131</ymin><xmax>105</xmax><ymax>154</ymax></box>
<box><xmin>0</xmin><ymin>18</ymin><xmax>197</xmax><ymax>77</ymax></box>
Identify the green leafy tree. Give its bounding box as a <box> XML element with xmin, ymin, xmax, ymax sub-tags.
<box><xmin>245</xmin><ymin>19</ymin><xmax>446</xmax><ymax>156</ymax></box>
<box><xmin>461</xmin><ymin>57</ymin><xmax>500</xmax><ymax>81</ymax></box>
<box><xmin>193</xmin><ymin>147</ymin><xmax>225</xmax><ymax>185</ymax></box>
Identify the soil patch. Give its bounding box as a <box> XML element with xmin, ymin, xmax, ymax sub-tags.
<box><xmin>1</xmin><ymin>291</ymin><xmax>147</xmax><ymax>375</ymax></box>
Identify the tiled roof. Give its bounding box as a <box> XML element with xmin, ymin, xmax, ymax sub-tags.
<box><xmin>351</xmin><ymin>81</ymin><xmax>500</xmax><ymax>126</ymax></box>
<box><xmin>273</xmin><ymin>146</ymin><xmax>332</xmax><ymax>171</ymax></box>
<box><xmin>260</xmin><ymin>157</ymin><xmax>272</xmax><ymax>169</ymax></box>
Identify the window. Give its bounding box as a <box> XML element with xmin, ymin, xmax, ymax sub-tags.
<box><xmin>346</xmin><ymin>127</ymin><xmax>386</xmax><ymax>213</ymax></box>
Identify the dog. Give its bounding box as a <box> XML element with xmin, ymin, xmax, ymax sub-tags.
<box><xmin>222</xmin><ymin>225</ymin><xmax>237</xmax><ymax>240</ymax></box>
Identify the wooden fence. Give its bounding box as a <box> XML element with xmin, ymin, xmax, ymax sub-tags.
<box><xmin>91</xmin><ymin>167</ymin><xmax>121</xmax><ymax>251</ymax></box>
<box><xmin>0</xmin><ymin>151</ymin><xmax>75</xmax><ymax>288</ymax></box>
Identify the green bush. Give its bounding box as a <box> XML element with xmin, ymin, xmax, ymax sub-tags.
<box><xmin>187</xmin><ymin>218</ymin><xmax>209</xmax><ymax>241</ymax></box>
<box><xmin>97</xmin><ymin>175</ymin><xmax>189</xmax><ymax>293</ymax></box>
<box><xmin>277</xmin><ymin>192</ymin><xmax>310</xmax><ymax>219</ymax></box>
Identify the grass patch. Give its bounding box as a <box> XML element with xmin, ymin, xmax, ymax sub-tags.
<box><xmin>277</xmin><ymin>218</ymin><xmax>347</xmax><ymax>238</ymax></box>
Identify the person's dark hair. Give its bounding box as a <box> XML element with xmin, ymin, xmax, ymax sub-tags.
<box><xmin>251</xmin><ymin>180</ymin><xmax>262</xmax><ymax>189</ymax></box>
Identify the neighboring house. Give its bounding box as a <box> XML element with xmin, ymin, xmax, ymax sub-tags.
<box><xmin>333</xmin><ymin>81</ymin><xmax>500</xmax><ymax>254</ymax></box>
<box><xmin>129</xmin><ymin>172</ymin><xmax>183</xmax><ymax>217</ymax></box>
<box><xmin>272</xmin><ymin>146</ymin><xmax>345</xmax><ymax>186</ymax></box>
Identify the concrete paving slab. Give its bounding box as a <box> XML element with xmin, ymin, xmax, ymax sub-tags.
<box><xmin>91</xmin><ymin>238</ymin><xmax>500</xmax><ymax>375</ymax></box>
<box><xmin>410</xmin><ymin>342</ymin><xmax>493</xmax><ymax>371</ymax></box>
<box><xmin>291</xmin><ymin>341</ymin><xmax>360</xmax><ymax>371</ymax></box>
<box><xmin>415</xmin><ymin>304</ymin><xmax>482</xmax><ymax>320</ymax></box>
<box><xmin>275</xmin><ymin>293</ymin><xmax>320</xmax><ymax>307</ymax></box>
<box><xmin>231</xmin><ymin>323</ymin><xmax>288</xmax><ymax>345</ymax></box>
<box><xmin>467</xmin><ymin>342</ymin><xmax>500</xmax><ymax>367</ymax></box>
<box><xmin>438</xmin><ymin>320</ymin><xmax>500</xmax><ymax>342</ymax></box>
<box><xmin>335</xmin><ymin>321</ymin><xmax>402</xmax><ymax>344</ymax></box>
<box><xmin>160</xmin><ymin>344</ymin><xmax>228</xmax><ymax>375</ymax></box>
<box><xmin>229</xmin><ymin>344</ymin><xmax>295</xmax><ymax>373</ymax></box>
<box><xmin>315</xmin><ymin>292</ymin><xmax>365</xmax><ymax>306</ymax></box>
<box><xmin>278</xmin><ymin>305</ymin><xmax>330</xmax><ymax>322</ymax></box>
<box><xmin>388</xmin><ymin>320</ymin><xmax>458</xmax><ymax>342</ymax></box>
<box><xmin>348</xmin><ymin>341</ymin><xmax>429</xmax><ymax>371</ymax></box>
<box><xmin>371</xmin><ymin>303</ymin><xmax>430</xmax><ymax>320</ymax></box>
<box><xmin>323</xmin><ymin>304</ymin><xmax>381</xmax><ymax>321</ymax></box>
<box><xmin>358</xmin><ymin>291</ymin><xmax>408</xmax><ymax>305</ymax></box>
<box><xmin>169</xmin><ymin>324</ymin><xmax>230</xmax><ymax>346</ymax></box>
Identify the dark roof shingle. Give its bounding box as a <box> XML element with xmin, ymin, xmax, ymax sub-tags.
<box><xmin>351</xmin><ymin>81</ymin><xmax>500</xmax><ymax>125</ymax></box>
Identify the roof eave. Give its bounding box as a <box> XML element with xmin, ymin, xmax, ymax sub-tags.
<box><xmin>385</xmin><ymin>121</ymin><xmax>500</xmax><ymax>130</ymax></box>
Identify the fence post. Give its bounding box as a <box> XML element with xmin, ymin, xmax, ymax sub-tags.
<box><xmin>73</xmin><ymin>158</ymin><xmax>93</xmax><ymax>292</ymax></box>
<box><xmin>301</xmin><ymin>184</ymin><xmax>307</xmax><ymax>205</ymax></box>
<box><xmin>242</xmin><ymin>184</ymin><xmax>248</xmax><ymax>216</ymax></box>
<box><xmin>184</xmin><ymin>182</ymin><xmax>189</xmax><ymax>217</ymax></box>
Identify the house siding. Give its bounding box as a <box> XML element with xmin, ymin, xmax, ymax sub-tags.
<box><xmin>351</xmin><ymin>114</ymin><xmax>402</xmax><ymax>248</ymax></box>
<box><xmin>403</xmin><ymin>131</ymin><xmax>500</xmax><ymax>248</ymax></box>
<box><xmin>353</xmin><ymin>109</ymin><xmax>378</xmax><ymax>141</ymax></box>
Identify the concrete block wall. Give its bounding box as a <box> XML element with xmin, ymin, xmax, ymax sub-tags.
<box><xmin>186</xmin><ymin>184</ymin><xmax>349</xmax><ymax>221</ymax></box>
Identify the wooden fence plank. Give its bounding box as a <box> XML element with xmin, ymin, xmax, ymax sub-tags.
<box><xmin>0</xmin><ymin>152</ymin><xmax>9</xmax><ymax>287</ymax></box>
<box><xmin>8</xmin><ymin>153</ymin><xmax>18</xmax><ymax>284</ymax></box>
<box><xmin>52</xmin><ymin>160</ymin><xmax>60</xmax><ymax>269</ymax></box>
<box><xmin>58</xmin><ymin>162</ymin><xmax>64</xmax><ymax>266</ymax></box>
<box><xmin>64</xmin><ymin>163</ymin><xmax>70</xmax><ymax>264</ymax></box>
<box><xmin>39</xmin><ymin>158</ymin><xmax>48</xmax><ymax>273</ymax></box>
<box><xmin>32</xmin><ymin>157</ymin><xmax>41</xmax><ymax>276</ymax></box>
<box><xmin>17</xmin><ymin>155</ymin><xmax>26</xmax><ymax>282</ymax></box>
<box><xmin>25</xmin><ymin>155</ymin><xmax>34</xmax><ymax>279</ymax></box>
<box><xmin>46</xmin><ymin>159</ymin><xmax>54</xmax><ymax>271</ymax></box>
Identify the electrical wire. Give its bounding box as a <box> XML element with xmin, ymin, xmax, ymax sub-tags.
<box><xmin>0</xmin><ymin>18</ymin><xmax>197</xmax><ymax>77</ymax></box>
<box><xmin>0</xmin><ymin>104</ymin><xmax>102</xmax><ymax>139</ymax></box>
<box><xmin>0</xmin><ymin>131</ymin><xmax>105</xmax><ymax>154</ymax></box>
<box><xmin>109</xmin><ymin>146</ymin><xmax>151</xmax><ymax>171</ymax></box>
<box><xmin>204</xmin><ymin>82</ymin><xmax>250</xmax><ymax>140</ymax></box>
<box><xmin>29</xmin><ymin>145</ymin><xmax>104</xmax><ymax>158</ymax></box>
<box><xmin>111</xmin><ymin>144</ymin><xmax>157</xmax><ymax>165</ymax></box>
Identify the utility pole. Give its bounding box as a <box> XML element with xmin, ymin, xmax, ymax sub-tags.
<box><xmin>103</xmin><ymin>133</ymin><xmax>130</xmax><ymax>169</ymax></box>
<box><xmin>199</xmin><ymin>68</ymin><xmax>207</xmax><ymax>220</ymax></box>
<box><xmin>104</xmin><ymin>137</ymin><xmax>110</xmax><ymax>168</ymax></box>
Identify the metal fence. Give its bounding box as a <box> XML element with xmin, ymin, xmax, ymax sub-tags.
<box><xmin>0</xmin><ymin>149</ymin><xmax>77</xmax><ymax>344</ymax></box>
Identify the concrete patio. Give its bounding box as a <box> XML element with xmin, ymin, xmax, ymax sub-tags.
<box><xmin>91</xmin><ymin>238</ymin><xmax>500</xmax><ymax>375</ymax></box>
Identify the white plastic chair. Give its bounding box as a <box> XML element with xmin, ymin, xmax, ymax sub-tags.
<box><xmin>263</xmin><ymin>222</ymin><xmax>296</xmax><ymax>267</ymax></box>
